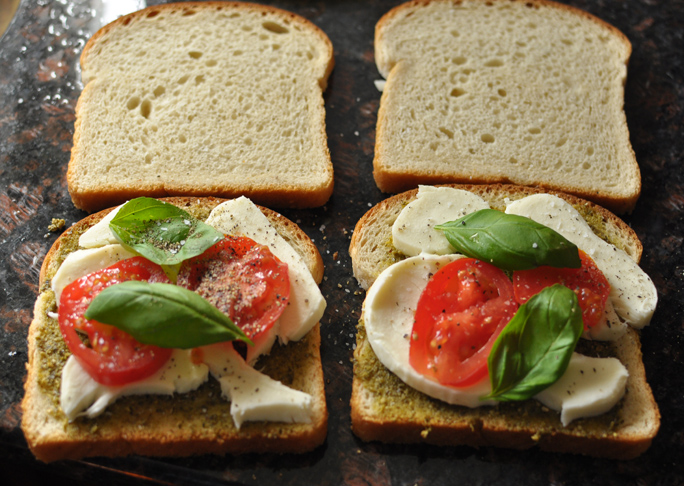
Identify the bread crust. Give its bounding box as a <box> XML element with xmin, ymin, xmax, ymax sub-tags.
<box><xmin>373</xmin><ymin>0</ymin><xmax>639</xmax><ymax>214</ymax></box>
<box><xmin>68</xmin><ymin>2</ymin><xmax>335</xmax><ymax>212</ymax></box>
<box><xmin>22</xmin><ymin>197</ymin><xmax>327</xmax><ymax>462</ymax></box>
<box><xmin>349</xmin><ymin>184</ymin><xmax>659</xmax><ymax>459</ymax></box>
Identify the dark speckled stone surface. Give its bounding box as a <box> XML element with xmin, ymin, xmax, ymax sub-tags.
<box><xmin>1</xmin><ymin>0</ymin><xmax>682</xmax><ymax>484</ymax></box>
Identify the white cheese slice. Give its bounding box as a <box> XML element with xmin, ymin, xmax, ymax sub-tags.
<box><xmin>79</xmin><ymin>205</ymin><xmax>123</xmax><ymax>248</ymax></box>
<box><xmin>584</xmin><ymin>299</ymin><xmax>628</xmax><ymax>341</ymax></box>
<box><xmin>505</xmin><ymin>194</ymin><xmax>657</xmax><ymax>329</ymax></box>
<box><xmin>392</xmin><ymin>185</ymin><xmax>490</xmax><ymax>257</ymax></box>
<box><xmin>535</xmin><ymin>353</ymin><xmax>628</xmax><ymax>426</ymax></box>
<box><xmin>60</xmin><ymin>349</ymin><xmax>209</xmax><ymax>421</ymax></box>
<box><xmin>51</xmin><ymin>244</ymin><xmax>136</xmax><ymax>304</ymax></box>
<box><xmin>201</xmin><ymin>344</ymin><xmax>314</xmax><ymax>429</ymax></box>
<box><xmin>364</xmin><ymin>254</ymin><xmax>494</xmax><ymax>407</ymax></box>
<box><xmin>205</xmin><ymin>197</ymin><xmax>326</xmax><ymax>345</ymax></box>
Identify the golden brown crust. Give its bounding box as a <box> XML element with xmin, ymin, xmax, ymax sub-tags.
<box><xmin>351</xmin><ymin>327</ymin><xmax>659</xmax><ymax>459</ymax></box>
<box><xmin>375</xmin><ymin>0</ymin><xmax>632</xmax><ymax>59</ymax></box>
<box><xmin>373</xmin><ymin>0</ymin><xmax>639</xmax><ymax>214</ymax></box>
<box><xmin>23</xmin><ymin>197</ymin><xmax>327</xmax><ymax>462</ymax></box>
<box><xmin>69</xmin><ymin>2</ymin><xmax>335</xmax><ymax>213</ymax></box>
<box><xmin>81</xmin><ymin>2</ymin><xmax>334</xmax><ymax>76</ymax></box>
<box><xmin>349</xmin><ymin>184</ymin><xmax>659</xmax><ymax>459</ymax></box>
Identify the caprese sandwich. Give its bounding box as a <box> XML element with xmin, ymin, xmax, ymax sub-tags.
<box><xmin>349</xmin><ymin>184</ymin><xmax>660</xmax><ymax>459</ymax></box>
<box><xmin>22</xmin><ymin>196</ymin><xmax>327</xmax><ymax>462</ymax></box>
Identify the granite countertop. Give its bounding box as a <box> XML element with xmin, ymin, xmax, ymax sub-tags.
<box><xmin>1</xmin><ymin>0</ymin><xmax>683</xmax><ymax>484</ymax></box>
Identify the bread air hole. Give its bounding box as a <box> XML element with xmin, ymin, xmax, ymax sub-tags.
<box><xmin>188</xmin><ymin>51</ymin><xmax>203</xmax><ymax>59</ymax></box>
<box><xmin>485</xmin><ymin>59</ymin><xmax>504</xmax><ymax>67</ymax></box>
<box><xmin>140</xmin><ymin>99</ymin><xmax>152</xmax><ymax>118</ymax></box>
<box><xmin>450</xmin><ymin>88</ymin><xmax>466</xmax><ymax>97</ymax></box>
<box><xmin>127</xmin><ymin>96</ymin><xmax>141</xmax><ymax>110</ymax></box>
<box><xmin>481</xmin><ymin>133</ymin><xmax>495</xmax><ymax>143</ymax></box>
<box><xmin>439</xmin><ymin>127</ymin><xmax>454</xmax><ymax>139</ymax></box>
<box><xmin>153</xmin><ymin>86</ymin><xmax>165</xmax><ymax>97</ymax></box>
<box><xmin>262</xmin><ymin>21</ymin><xmax>289</xmax><ymax>34</ymax></box>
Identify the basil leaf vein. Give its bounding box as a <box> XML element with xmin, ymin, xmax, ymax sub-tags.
<box><xmin>435</xmin><ymin>209</ymin><xmax>581</xmax><ymax>271</ymax></box>
<box><xmin>109</xmin><ymin>197</ymin><xmax>223</xmax><ymax>266</ymax></box>
<box><xmin>84</xmin><ymin>280</ymin><xmax>252</xmax><ymax>349</ymax></box>
<box><xmin>483</xmin><ymin>284</ymin><xmax>583</xmax><ymax>401</ymax></box>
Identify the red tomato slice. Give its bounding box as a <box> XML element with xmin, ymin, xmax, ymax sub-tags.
<box><xmin>409</xmin><ymin>258</ymin><xmax>519</xmax><ymax>388</ymax></box>
<box><xmin>512</xmin><ymin>249</ymin><xmax>610</xmax><ymax>330</ymax></box>
<box><xmin>177</xmin><ymin>235</ymin><xmax>290</xmax><ymax>342</ymax></box>
<box><xmin>58</xmin><ymin>257</ymin><xmax>173</xmax><ymax>386</ymax></box>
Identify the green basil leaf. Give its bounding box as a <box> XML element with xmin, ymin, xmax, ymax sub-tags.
<box><xmin>435</xmin><ymin>209</ymin><xmax>581</xmax><ymax>271</ymax></box>
<box><xmin>84</xmin><ymin>280</ymin><xmax>252</xmax><ymax>349</ymax></box>
<box><xmin>109</xmin><ymin>197</ymin><xmax>224</xmax><ymax>266</ymax></box>
<box><xmin>483</xmin><ymin>284</ymin><xmax>583</xmax><ymax>401</ymax></box>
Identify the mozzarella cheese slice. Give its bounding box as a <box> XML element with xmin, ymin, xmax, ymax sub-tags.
<box><xmin>535</xmin><ymin>353</ymin><xmax>628</xmax><ymax>426</ymax></box>
<box><xmin>392</xmin><ymin>186</ymin><xmax>490</xmax><ymax>256</ymax></box>
<box><xmin>505</xmin><ymin>194</ymin><xmax>657</xmax><ymax>329</ymax></box>
<box><xmin>60</xmin><ymin>350</ymin><xmax>209</xmax><ymax>421</ymax></box>
<box><xmin>79</xmin><ymin>205</ymin><xmax>123</xmax><ymax>248</ymax></box>
<box><xmin>51</xmin><ymin>244</ymin><xmax>136</xmax><ymax>304</ymax></box>
<box><xmin>206</xmin><ymin>197</ymin><xmax>326</xmax><ymax>345</ymax></box>
<box><xmin>364</xmin><ymin>254</ymin><xmax>494</xmax><ymax>407</ymax></box>
<box><xmin>201</xmin><ymin>344</ymin><xmax>314</xmax><ymax>429</ymax></box>
<box><xmin>585</xmin><ymin>299</ymin><xmax>628</xmax><ymax>341</ymax></box>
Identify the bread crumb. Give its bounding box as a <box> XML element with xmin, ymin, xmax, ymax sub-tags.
<box><xmin>48</xmin><ymin>218</ymin><xmax>66</xmax><ymax>232</ymax></box>
<box><xmin>420</xmin><ymin>427</ymin><xmax>431</xmax><ymax>438</ymax></box>
<box><xmin>531</xmin><ymin>432</ymin><xmax>541</xmax><ymax>442</ymax></box>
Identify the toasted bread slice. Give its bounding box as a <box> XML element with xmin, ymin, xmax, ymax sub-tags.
<box><xmin>373</xmin><ymin>0</ymin><xmax>639</xmax><ymax>213</ymax></box>
<box><xmin>349</xmin><ymin>184</ymin><xmax>659</xmax><ymax>459</ymax></box>
<box><xmin>68</xmin><ymin>2</ymin><xmax>334</xmax><ymax>212</ymax></box>
<box><xmin>22</xmin><ymin>197</ymin><xmax>327</xmax><ymax>462</ymax></box>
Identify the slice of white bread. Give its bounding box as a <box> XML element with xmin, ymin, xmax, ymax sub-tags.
<box><xmin>373</xmin><ymin>0</ymin><xmax>640</xmax><ymax>214</ymax></box>
<box><xmin>349</xmin><ymin>184</ymin><xmax>660</xmax><ymax>459</ymax></box>
<box><xmin>68</xmin><ymin>2</ymin><xmax>334</xmax><ymax>213</ymax></box>
<box><xmin>21</xmin><ymin>197</ymin><xmax>327</xmax><ymax>462</ymax></box>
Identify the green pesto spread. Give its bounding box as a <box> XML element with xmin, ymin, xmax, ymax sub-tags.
<box><xmin>354</xmin><ymin>321</ymin><xmax>623</xmax><ymax>435</ymax></box>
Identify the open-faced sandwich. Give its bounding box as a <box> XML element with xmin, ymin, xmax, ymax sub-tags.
<box><xmin>349</xmin><ymin>184</ymin><xmax>659</xmax><ymax>459</ymax></box>
<box><xmin>22</xmin><ymin>196</ymin><xmax>327</xmax><ymax>462</ymax></box>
